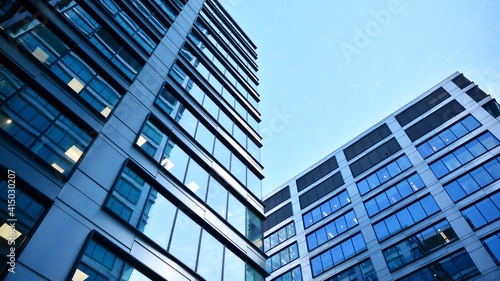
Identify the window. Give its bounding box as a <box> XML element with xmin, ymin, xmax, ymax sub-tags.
<box><xmin>131</xmin><ymin>0</ymin><xmax>169</xmax><ymax>34</ymax></box>
<box><xmin>416</xmin><ymin>115</ymin><xmax>481</xmax><ymax>159</ymax></box>
<box><xmin>383</xmin><ymin>220</ymin><xmax>457</xmax><ymax>272</ymax></box>
<box><xmin>70</xmin><ymin>236</ymin><xmax>155</xmax><ymax>280</ymax></box>
<box><xmin>461</xmin><ymin>192</ymin><xmax>500</xmax><ymax>230</ymax></box>
<box><xmin>356</xmin><ymin>155</ymin><xmax>412</xmax><ymax>196</ymax></box>
<box><xmin>324</xmin><ymin>259</ymin><xmax>377</xmax><ymax>281</ymax></box>
<box><xmin>271</xmin><ymin>266</ymin><xmax>302</xmax><ymax>281</ymax></box>
<box><xmin>399</xmin><ymin>249</ymin><xmax>479</xmax><ymax>281</ymax></box>
<box><xmin>0</xmin><ymin>65</ymin><xmax>93</xmax><ymax>176</ymax></box>
<box><xmin>98</xmin><ymin>0</ymin><xmax>157</xmax><ymax>54</ymax></box>
<box><xmin>443</xmin><ymin>155</ymin><xmax>500</xmax><ymax>202</ymax></box>
<box><xmin>266</xmin><ymin>243</ymin><xmax>299</xmax><ymax>273</ymax></box>
<box><xmin>310</xmin><ymin>233</ymin><xmax>366</xmax><ymax>277</ymax></box>
<box><xmin>263</xmin><ymin>222</ymin><xmax>296</xmax><ymax>252</ymax></box>
<box><xmin>0</xmin><ymin>177</ymin><xmax>46</xmax><ymax>275</ymax></box>
<box><xmin>364</xmin><ymin>173</ymin><xmax>425</xmax><ymax>217</ymax></box>
<box><xmin>302</xmin><ymin>190</ymin><xmax>351</xmax><ymax>229</ymax></box>
<box><xmin>306</xmin><ymin>210</ymin><xmax>359</xmax><ymax>251</ymax></box>
<box><xmin>1</xmin><ymin>12</ymin><xmax>120</xmax><ymax>117</ymax></box>
<box><xmin>373</xmin><ymin>195</ymin><xmax>440</xmax><ymax>241</ymax></box>
<box><xmin>483</xmin><ymin>99</ymin><xmax>500</xmax><ymax>118</ymax></box>
<box><xmin>429</xmin><ymin>131</ymin><xmax>499</xmax><ymax>178</ymax></box>
<box><xmin>482</xmin><ymin>232</ymin><xmax>500</xmax><ymax>265</ymax></box>
<box><xmin>56</xmin><ymin>1</ymin><xmax>143</xmax><ymax>80</ymax></box>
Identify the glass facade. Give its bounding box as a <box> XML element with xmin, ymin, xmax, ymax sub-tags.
<box><xmin>323</xmin><ymin>259</ymin><xmax>377</xmax><ymax>281</ymax></box>
<box><xmin>306</xmin><ymin>210</ymin><xmax>358</xmax><ymax>251</ymax></box>
<box><xmin>302</xmin><ymin>190</ymin><xmax>351</xmax><ymax>228</ymax></box>
<box><xmin>266</xmin><ymin>243</ymin><xmax>299</xmax><ymax>273</ymax></box>
<box><xmin>263</xmin><ymin>222</ymin><xmax>295</xmax><ymax>252</ymax></box>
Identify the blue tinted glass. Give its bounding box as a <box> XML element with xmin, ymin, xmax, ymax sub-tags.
<box><xmin>329</xmin><ymin>196</ymin><xmax>341</xmax><ymax>211</ymax></box>
<box><xmin>303</xmin><ymin>213</ymin><xmax>313</xmax><ymax>228</ymax></box>
<box><xmin>311</xmin><ymin>208</ymin><xmax>322</xmax><ymax>224</ymax></box>
<box><xmin>386</xmin><ymin>187</ymin><xmax>402</xmax><ymax>204</ymax></box>
<box><xmin>408</xmin><ymin>202</ymin><xmax>426</xmax><ymax>222</ymax></box>
<box><xmin>366</xmin><ymin>198</ymin><xmax>381</xmax><ymax>217</ymax></box>
<box><xmin>316</xmin><ymin>228</ymin><xmax>328</xmax><ymax>245</ymax></box>
<box><xmin>483</xmin><ymin>235</ymin><xmax>500</xmax><ymax>264</ymax></box>
<box><xmin>484</xmin><ymin>159</ymin><xmax>500</xmax><ymax>180</ymax></box>
<box><xmin>366</xmin><ymin>174</ymin><xmax>380</xmax><ymax>189</ymax></box>
<box><xmin>374</xmin><ymin>222</ymin><xmax>389</xmax><ymax>240</ymax></box>
<box><xmin>310</xmin><ymin>257</ymin><xmax>323</xmax><ymax>277</ymax></box>
<box><xmin>445</xmin><ymin>181</ymin><xmax>467</xmax><ymax>202</ymax></box>
<box><xmin>357</xmin><ymin>180</ymin><xmax>370</xmax><ymax>195</ymax></box>
<box><xmin>169</xmin><ymin>211</ymin><xmax>201</xmax><ymax>269</ymax></box>
<box><xmin>430</xmin><ymin>161</ymin><xmax>449</xmax><ymax>178</ymax></box>
<box><xmin>320</xmin><ymin>201</ymin><xmax>332</xmax><ymax>217</ymax></box>
<box><xmin>385</xmin><ymin>215</ymin><xmax>401</xmax><ymax>235</ymax></box>
<box><xmin>345</xmin><ymin>211</ymin><xmax>358</xmax><ymax>228</ymax></box>
<box><xmin>376</xmin><ymin>168</ymin><xmax>391</xmax><ymax>184</ymax></box>
<box><xmin>417</xmin><ymin>143</ymin><xmax>434</xmax><ymax>158</ymax></box>
<box><xmin>438</xmin><ymin>129</ymin><xmax>457</xmax><ymax>145</ymax></box>
<box><xmin>341</xmin><ymin>240</ymin><xmax>355</xmax><ymax>259</ymax></box>
<box><xmin>397</xmin><ymin>181</ymin><xmax>413</xmax><ymax>198</ymax></box>
<box><xmin>335</xmin><ymin>216</ymin><xmax>347</xmax><ymax>233</ymax></box>
<box><xmin>465</xmin><ymin>139</ymin><xmax>486</xmax><ymax>157</ymax></box>
<box><xmin>396</xmin><ymin>209</ymin><xmax>414</xmax><ymax>229</ymax></box>
<box><xmin>476</xmin><ymin>199</ymin><xmax>500</xmax><ymax>222</ymax></box>
<box><xmin>450</xmin><ymin>122</ymin><xmax>468</xmax><ymax>137</ymax></box>
<box><xmin>462</xmin><ymin>206</ymin><xmax>487</xmax><ymax>229</ymax></box>
<box><xmin>320</xmin><ymin>251</ymin><xmax>333</xmax><ymax>271</ymax></box>
<box><xmin>420</xmin><ymin>196</ymin><xmax>440</xmax><ymax>215</ymax></box>
<box><xmin>427</xmin><ymin>136</ymin><xmax>445</xmax><ymax>153</ymax></box>
<box><xmin>453</xmin><ymin>146</ymin><xmax>474</xmax><ymax>164</ymax></box>
<box><xmin>470</xmin><ymin>167</ymin><xmax>494</xmax><ymax>187</ymax></box>
<box><xmin>375</xmin><ymin>194</ymin><xmax>390</xmax><ymax>210</ymax></box>
<box><xmin>325</xmin><ymin>222</ymin><xmax>338</xmax><ymax>238</ymax></box>
<box><xmin>457</xmin><ymin>174</ymin><xmax>480</xmax><ymax>195</ymax></box>
<box><xmin>462</xmin><ymin>116</ymin><xmax>481</xmax><ymax>131</ymax></box>
<box><xmin>331</xmin><ymin>245</ymin><xmax>344</xmax><ymax>264</ymax></box>
<box><xmin>352</xmin><ymin>233</ymin><xmax>366</xmax><ymax>253</ymax></box>
<box><xmin>397</xmin><ymin>156</ymin><xmax>412</xmax><ymax>171</ymax></box>
<box><xmin>441</xmin><ymin>154</ymin><xmax>461</xmax><ymax>173</ymax></box>
<box><xmin>386</xmin><ymin>161</ymin><xmax>402</xmax><ymax>177</ymax></box>
<box><xmin>478</xmin><ymin>132</ymin><xmax>500</xmax><ymax>149</ymax></box>
<box><xmin>307</xmin><ymin>233</ymin><xmax>318</xmax><ymax>250</ymax></box>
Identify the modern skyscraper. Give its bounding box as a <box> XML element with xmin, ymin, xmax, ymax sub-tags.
<box><xmin>263</xmin><ymin>73</ymin><xmax>500</xmax><ymax>281</ymax></box>
<box><xmin>0</xmin><ymin>0</ymin><xmax>266</xmax><ymax>280</ymax></box>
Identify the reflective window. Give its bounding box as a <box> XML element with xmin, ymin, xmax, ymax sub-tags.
<box><xmin>324</xmin><ymin>259</ymin><xmax>377</xmax><ymax>281</ymax></box>
<box><xmin>71</xmin><ymin>237</ymin><xmax>154</xmax><ymax>280</ymax></box>
<box><xmin>357</xmin><ymin>155</ymin><xmax>412</xmax><ymax>196</ymax></box>
<box><xmin>263</xmin><ymin>222</ymin><xmax>296</xmax><ymax>252</ymax></box>
<box><xmin>105</xmin><ymin>163</ymin><xmax>261</xmax><ymax>279</ymax></box>
<box><xmin>0</xmin><ymin>65</ymin><xmax>92</xmax><ymax>176</ymax></box>
<box><xmin>131</xmin><ymin>0</ymin><xmax>169</xmax><ymax>34</ymax></box>
<box><xmin>56</xmin><ymin>1</ymin><xmax>143</xmax><ymax>79</ymax></box>
<box><xmin>306</xmin><ymin>210</ymin><xmax>359</xmax><ymax>251</ymax></box>
<box><xmin>383</xmin><ymin>220</ymin><xmax>457</xmax><ymax>272</ymax></box>
<box><xmin>266</xmin><ymin>243</ymin><xmax>299</xmax><ymax>273</ymax></box>
<box><xmin>0</xmin><ymin>178</ymin><xmax>46</xmax><ymax>274</ymax></box>
<box><xmin>98</xmin><ymin>0</ymin><xmax>157</xmax><ymax>53</ymax></box>
<box><xmin>444</xmin><ymin>155</ymin><xmax>500</xmax><ymax>202</ymax></box>
<box><xmin>271</xmin><ymin>266</ymin><xmax>302</xmax><ymax>281</ymax></box>
<box><xmin>373</xmin><ymin>195</ymin><xmax>440</xmax><ymax>241</ymax></box>
<box><xmin>169</xmin><ymin>63</ymin><xmax>262</xmax><ymax>198</ymax></box>
<box><xmin>417</xmin><ymin>115</ymin><xmax>481</xmax><ymax>158</ymax></box>
<box><xmin>482</xmin><ymin>232</ymin><xmax>500</xmax><ymax>265</ymax></box>
<box><xmin>365</xmin><ymin>173</ymin><xmax>425</xmax><ymax>217</ymax></box>
<box><xmin>399</xmin><ymin>249</ymin><xmax>479</xmax><ymax>281</ymax></box>
<box><xmin>310</xmin><ymin>233</ymin><xmax>366</xmax><ymax>277</ymax></box>
<box><xmin>461</xmin><ymin>192</ymin><xmax>500</xmax><ymax>230</ymax></box>
<box><xmin>0</xmin><ymin>11</ymin><xmax>120</xmax><ymax>117</ymax></box>
<box><xmin>302</xmin><ymin>190</ymin><xmax>351</xmax><ymax>229</ymax></box>
<box><xmin>429</xmin><ymin>131</ymin><xmax>499</xmax><ymax>178</ymax></box>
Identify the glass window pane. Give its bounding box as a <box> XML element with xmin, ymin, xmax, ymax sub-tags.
<box><xmin>484</xmin><ymin>159</ymin><xmax>500</xmax><ymax>180</ymax></box>
<box><xmin>441</xmin><ymin>154</ymin><xmax>461</xmax><ymax>173</ymax></box>
<box><xmin>453</xmin><ymin>147</ymin><xmax>474</xmax><ymax>164</ymax></box>
<box><xmin>476</xmin><ymin>199</ymin><xmax>500</xmax><ymax>222</ymax></box>
<box><xmin>385</xmin><ymin>215</ymin><xmax>401</xmax><ymax>235</ymax></box>
<box><xmin>365</xmin><ymin>199</ymin><xmax>379</xmax><ymax>217</ymax></box>
<box><xmin>445</xmin><ymin>181</ymin><xmax>467</xmax><ymax>202</ymax></box>
<box><xmin>462</xmin><ymin>116</ymin><xmax>481</xmax><ymax>131</ymax></box>
<box><xmin>465</xmin><ymin>139</ymin><xmax>486</xmax><ymax>157</ymax></box>
<box><xmin>375</xmin><ymin>194</ymin><xmax>391</xmax><ymax>211</ymax></box>
<box><xmin>169</xmin><ymin>210</ymin><xmax>201</xmax><ymax>269</ymax></box>
<box><xmin>470</xmin><ymin>167</ymin><xmax>494</xmax><ymax>187</ymax></box>
<box><xmin>462</xmin><ymin>206</ymin><xmax>486</xmax><ymax>229</ymax></box>
<box><xmin>184</xmin><ymin>159</ymin><xmax>209</xmax><ymax>200</ymax></box>
<box><xmin>357</xmin><ymin>180</ymin><xmax>370</xmax><ymax>195</ymax></box>
<box><xmin>224</xmin><ymin>249</ymin><xmax>245</xmax><ymax>280</ymax></box>
<box><xmin>397</xmin><ymin>209</ymin><xmax>414</xmax><ymax>229</ymax></box>
<box><xmin>457</xmin><ymin>174</ymin><xmax>480</xmax><ymax>195</ymax></box>
<box><xmin>374</xmin><ymin>222</ymin><xmax>389</xmax><ymax>240</ymax></box>
<box><xmin>427</xmin><ymin>136</ymin><xmax>445</xmax><ymax>153</ymax></box>
<box><xmin>196</xmin><ymin>230</ymin><xmax>223</xmax><ymax>281</ymax></box>
<box><xmin>450</xmin><ymin>122</ymin><xmax>468</xmax><ymax>137</ymax></box>
<box><xmin>206</xmin><ymin>177</ymin><xmax>228</xmax><ymax>219</ymax></box>
<box><xmin>408</xmin><ymin>202</ymin><xmax>426</xmax><ymax>222</ymax></box>
<box><xmin>227</xmin><ymin>194</ymin><xmax>245</xmax><ymax>234</ymax></box>
<box><xmin>140</xmin><ymin>191</ymin><xmax>176</xmax><ymax>249</ymax></box>
<box><xmin>477</xmin><ymin>132</ymin><xmax>500</xmax><ymax>149</ymax></box>
<box><xmin>376</xmin><ymin>168</ymin><xmax>391</xmax><ymax>184</ymax></box>
<box><xmin>438</xmin><ymin>129</ymin><xmax>457</xmax><ymax>145</ymax></box>
<box><xmin>341</xmin><ymin>240</ymin><xmax>355</xmax><ymax>259</ymax></box>
<box><xmin>386</xmin><ymin>161</ymin><xmax>402</xmax><ymax>177</ymax></box>
<box><xmin>417</xmin><ymin>143</ymin><xmax>434</xmax><ymax>158</ymax></box>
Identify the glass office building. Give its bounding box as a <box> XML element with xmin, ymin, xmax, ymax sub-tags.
<box><xmin>263</xmin><ymin>73</ymin><xmax>500</xmax><ymax>281</ymax></box>
<box><xmin>0</xmin><ymin>0</ymin><xmax>266</xmax><ymax>280</ymax></box>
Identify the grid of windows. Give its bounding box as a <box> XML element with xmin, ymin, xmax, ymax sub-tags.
<box><xmin>0</xmin><ymin>65</ymin><xmax>92</xmax><ymax>176</ymax></box>
<box><xmin>1</xmin><ymin>11</ymin><xmax>120</xmax><ymax>118</ymax></box>
<box><xmin>155</xmin><ymin>88</ymin><xmax>261</xmax><ymax>193</ymax></box>
<box><xmin>302</xmin><ymin>190</ymin><xmax>351</xmax><ymax>229</ymax></box>
<box><xmin>193</xmin><ymin>18</ymin><xmax>258</xmax><ymax>89</ymax></box>
<box><xmin>373</xmin><ymin>195</ymin><xmax>440</xmax><ymax>241</ymax></box>
<box><xmin>324</xmin><ymin>259</ymin><xmax>377</xmax><ymax>281</ymax></box>
<box><xmin>180</xmin><ymin>45</ymin><xmax>259</xmax><ymax>132</ymax></box>
<box><xmin>429</xmin><ymin>131</ymin><xmax>499</xmax><ymax>179</ymax></box>
<box><xmin>416</xmin><ymin>115</ymin><xmax>481</xmax><ymax>159</ymax></box>
<box><xmin>399</xmin><ymin>249</ymin><xmax>479</xmax><ymax>281</ymax></box>
<box><xmin>271</xmin><ymin>266</ymin><xmax>302</xmax><ymax>281</ymax></box>
<box><xmin>356</xmin><ymin>155</ymin><xmax>412</xmax><ymax>196</ymax></box>
<box><xmin>306</xmin><ymin>210</ymin><xmax>359</xmax><ymax>251</ymax></box>
<box><xmin>383</xmin><ymin>220</ymin><xmax>457</xmax><ymax>272</ymax></box>
<box><xmin>0</xmin><ymin>179</ymin><xmax>46</xmax><ymax>275</ymax></box>
<box><xmin>310</xmin><ymin>233</ymin><xmax>366</xmax><ymax>277</ymax></box>
<box><xmin>170</xmin><ymin>62</ymin><xmax>261</xmax><ymax>167</ymax></box>
<box><xmin>443</xmin><ymin>155</ymin><xmax>500</xmax><ymax>202</ymax></box>
<box><xmin>266</xmin><ymin>243</ymin><xmax>299</xmax><ymax>273</ymax></box>
<box><xmin>71</xmin><ymin>237</ymin><xmax>153</xmax><ymax>280</ymax></box>
<box><xmin>131</xmin><ymin>0</ymin><xmax>170</xmax><ymax>35</ymax></box>
<box><xmin>187</xmin><ymin>31</ymin><xmax>258</xmax><ymax>110</ymax></box>
<box><xmin>263</xmin><ymin>222</ymin><xmax>295</xmax><ymax>252</ymax></box>
<box><xmin>105</xmin><ymin>164</ymin><xmax>263</xmax><ymax>280</ymax></box>
<box><xmin>482</xmin><ymin>232</ymin><xmax>500</xmax><ymax>265</ymax></box>
<box><xmin>395</xmin><ymin>87</ymin><xmax>450</xmax><ymax>127</ymax></box>
<box><xmin>56</xmin><ymin>1</ymin><xmax>143</xmax><ymax>80</ymax></box>
<box><xmin>461</xmin><ymin>192</ymin><xmax>500</xmax><ymax>230</ymax></box>
<box><xmin>97</xmin><ymin>0</ymin><xmax>157</xmax><ymax>54</ymax></box>
<box><xmin>365</xmin><ymin>173</ymin><xmax>425</xmax><ymax>217</ymax></box>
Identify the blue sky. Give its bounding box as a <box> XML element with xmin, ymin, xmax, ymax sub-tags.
<box><xmin>220</xmin><ymin>0</ymin><xmax>500</xmax><ymax>196</ymax></box>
